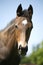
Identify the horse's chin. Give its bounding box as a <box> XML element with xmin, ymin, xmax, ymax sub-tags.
<box><xmin>21</xmin><ymin>51</ymin><xmax>27</xmax><ymax>56</ymax></box>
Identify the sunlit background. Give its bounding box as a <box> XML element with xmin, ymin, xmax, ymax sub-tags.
<box><xmin>0</xmin><ymin>0</ymin><xmax>43</xmax><ymax>55</ymax></box>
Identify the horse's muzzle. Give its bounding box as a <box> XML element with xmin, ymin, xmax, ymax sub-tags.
<box><xmin>19</xmin><ymin>45</ymin><xmax>28</xmax><ymax>56</ymax></box>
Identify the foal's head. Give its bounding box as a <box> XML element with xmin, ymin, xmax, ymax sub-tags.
<box><xmin>14</xmin><ymin>4</ymin><xmax>33</xmax><ymax>55</ymax></box>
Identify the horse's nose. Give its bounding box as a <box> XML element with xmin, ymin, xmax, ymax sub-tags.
<box><xmin>19</xmin><ymin>45</ymin><xmax>28</xmax><ymax>55</ymax></box>
<box><xmin>22</xmin><ymin>46</ymin><xmax>28</xmax><ymax>52</ymax></box>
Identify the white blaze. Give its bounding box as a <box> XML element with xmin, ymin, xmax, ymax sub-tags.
<box><xmin>22</xmin><ymin>19</ymin><xmax>28</xmax><ymax>25</ymax></box>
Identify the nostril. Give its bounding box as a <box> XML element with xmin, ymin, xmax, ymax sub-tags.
<box><xmin>25</xmin><ymin>46</ymin><xmax>28</xmax><ymax>52</ymax></box>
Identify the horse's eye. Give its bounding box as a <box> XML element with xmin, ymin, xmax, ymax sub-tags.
<box><xmin>15</xmin><ymin>25</ymin><xmax>18</xmax><ymax>28</ymax></box>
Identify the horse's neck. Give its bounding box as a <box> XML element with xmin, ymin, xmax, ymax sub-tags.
<box><xmin>0</xmin><ymin>22</ymin><xmax>16</xmax><ymax>50</ymax></box>
<box><xmin>0</xmin><ymin>19</ymin><xmax>16</xmax><ymax>46</ymax></box>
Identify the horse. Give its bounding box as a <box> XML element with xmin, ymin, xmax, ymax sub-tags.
<box><xmin>0</xmin><ymin>4</ymin><xmax>33</xmax><ymax>65</ymax></box>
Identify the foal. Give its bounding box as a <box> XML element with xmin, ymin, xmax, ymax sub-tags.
<box><xmin>0</xmin><ymin>4</ymin><xmax>33</xmax><ymax>65</ymax></box>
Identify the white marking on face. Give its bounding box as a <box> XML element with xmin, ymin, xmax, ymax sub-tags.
<box><xmin>22</xmin><ymin>19</ymin><xmax>28</xmax><ymax>25</ymax></box>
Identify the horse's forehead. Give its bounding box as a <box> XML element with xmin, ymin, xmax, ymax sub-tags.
<box><xmin>14</xmin><ymin>17</ymin><xmax>26</xmax><ymax>24</ymax></box>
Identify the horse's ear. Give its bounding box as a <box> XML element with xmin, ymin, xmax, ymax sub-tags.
<box><xmin>16</xmin><ymin>4</ymin><xmax>23</xmax><ymax>16</ymax></box>
<box><xmin>28</xmin><ymin>5</ymin><xmax>33</xmax><ymax>19</ymax></box>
